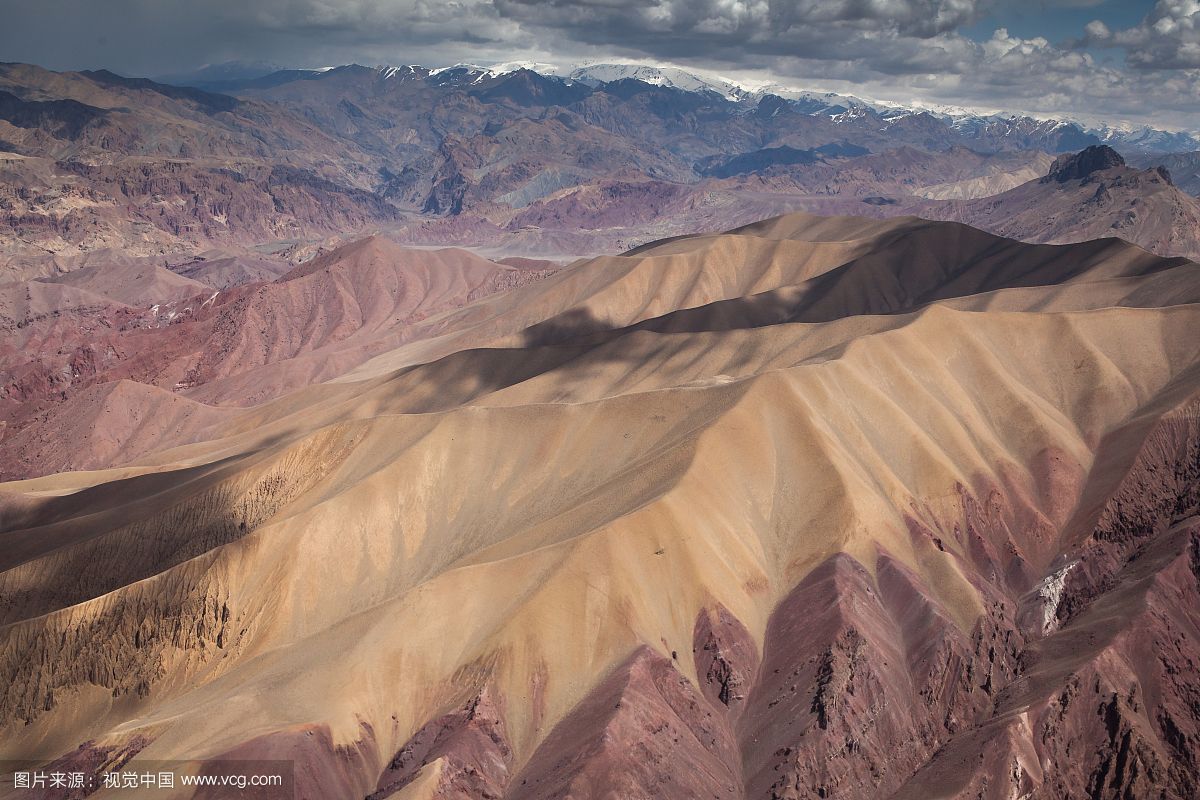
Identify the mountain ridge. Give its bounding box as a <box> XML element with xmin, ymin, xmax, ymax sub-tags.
<box><xmin>3</xmin><ymin>211</ymin><xmax>1199</xmax><ymax>798</ymax></box>
<box><xmin>162</xmin><ymin>59</ymin><xmax>1200</xmax><ymax>152</ymax></box>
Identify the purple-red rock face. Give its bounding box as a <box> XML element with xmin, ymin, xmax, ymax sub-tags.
<box><xmin>368</xmin><ymin>688</ymin><xmax>512</xmax><ymax>800</ymax></box>
<box><xmin>694</xmin><ymin>605</ymin><xmax>759</xmax><ymax>714</ymax></box>
<box><xmin>511</xmin><ymin>649</ymin><xmax>743</xmax><ymax>800</ymax></box>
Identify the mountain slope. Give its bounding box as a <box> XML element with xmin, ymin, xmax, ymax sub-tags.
<box><xmin>2</xmin><ymin>212</ymin><xmax>1199</xmax><ymax>799</ymax></box>
<box><xmin>0</xmin><ymin>238</ymin><xmax>557</xmax><ymax>479</ymax></box>
<box><xmin>918</xmin><ymin>146</ymin><xmax>1200</xmax><ymax>261</ymax></box>
<box><xmin>0</xmin><ymin>63</ymin><xmax>398</xmax><ymax>264</ymax></box>
<box><xmin>1132</xmin><ymin>150</ymin><xmax>1200</xmax><ymax>196</ymax></box>
<box><xmin>34</xmin><ymin>261</ymin><xmax>210</xmax><ymax>306</ymax></box>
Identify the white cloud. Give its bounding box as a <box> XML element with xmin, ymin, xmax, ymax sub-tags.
<box><xmin>1085</xmin><ymin>0</ymin><xmax>1200</xmax><ymax>68</ymax></box>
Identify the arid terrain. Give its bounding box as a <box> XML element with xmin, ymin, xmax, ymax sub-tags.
<box><xmin>2</xmin><ymin>52</ymin><xmax>1200</xmax><ymax>800</ymax></box>
<box><xmin>2</xmin><ymin>206</ymin><xmax>1200</xmax><ymax>798</ymax></box>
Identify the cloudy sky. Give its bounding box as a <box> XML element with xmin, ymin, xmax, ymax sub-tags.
<box><xmin>2</xmin><ymin>0</ymin><xmax>1199</xmax><ymax>130</ymax></box>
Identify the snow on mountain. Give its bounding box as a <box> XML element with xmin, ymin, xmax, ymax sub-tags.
<box><xmin>487</xmin><ymin>61</ymin><xmax>562</xmax><ymax>76</ymax></box>
<box><xmin>751</xmin><ymin>85</ymin><xmax>897</xmax><ymax>116</ymax></box>
<box><xmin>571</xmin><ymin>65</ymin><xmax>1200</xmax><ymax>153</ymax></box>
<box><xmin>568</xmin><ymin>63</ymin><xmax>749</xmax><ymax>100</ymax></box>
<box><xmin>219</xmin><ymin>58</ymin><xmax>1198</xmax><ymax>154</ymax></box>
<box><xmin>377</xmin><ymin>65</ymin><xmax>427</xmax><ymax>81</ymax></box>
<box><xmin>943</xmin><ymin>115</ymin><xmax>1198</xmax><ymax>155</ymax></box>
<box><xmin>1094</xmin><ymin>126</ymin><xmax>1200</xmax><ymax>155</ymax></box>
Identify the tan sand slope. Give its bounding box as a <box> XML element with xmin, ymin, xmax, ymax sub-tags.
<box><xmin>1</xmin><ymin>212</ymin><xmax>1199</xmax><ymax>799</ymax></box>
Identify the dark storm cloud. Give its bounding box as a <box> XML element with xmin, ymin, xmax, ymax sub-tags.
<box><xmin>0</xmin><ymin>0</ymin><xmax>1196</xmax><ymax>128</ymax></box>
<box><xmin>479</xmin><ymin>0</ymin><xmax>996</xmax><ymax>78</ymax></box>
<box><xmin>0</xmin><ymin>0</ymin><xmax>1031</xmax><ymax>75</ymax></box>
<box><xmin>0</xmin><ymin>0</ymin><xmax>525</xmax><ymax>75</ymax></box>
<box><xmin>496</xmin><ymin>0</ymin><xmax>983</xmax><ymax>41</ymax></box>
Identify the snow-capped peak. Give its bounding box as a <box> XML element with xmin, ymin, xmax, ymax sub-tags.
<box><xmin>428</xmin><ymin>63</ymin><xmax>490</xmax><ymax>77</ymax></box>
<box><xmin>487</xmin><ymin>61</ymin><xmax>561</xmax><ymax>77</ymax></box>
<box><xmin>378</xmin><ymin>65</ymin><xmax>425</xmax><ymax>80</ymax></box>
<box><xmin>568</xmin><ymin>63</ymin><xmax>749</xmax><ymax>100</ymax></box>
<box><xmin>312</xmin><ymin>59</ymin><xmax>1199</xmax><ymax>151</ymax></box>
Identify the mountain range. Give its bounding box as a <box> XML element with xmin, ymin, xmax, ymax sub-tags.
<box><xmin>3</xmin><ymin>209</ymin><xmax>1200</xmax><ymax>799</ymax></box>
<box><xmin>170</xmin><ymin>60</ymin><xmax>1200</xmax><ymax>156</ymax></box>
<box><xmin>3</xmin><ymin>60</ymin><xmax>1200</xmax><ymax>272</ymax></box>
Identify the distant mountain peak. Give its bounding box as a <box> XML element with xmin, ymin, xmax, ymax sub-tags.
<box><xmin>1044</xmin><ymin>145</ymin><xmax>1126</xmax><ymax>183</ymax></box>
<box><xmin>568</xmin><ymin>63</ymin><xmax>748</xmax><ymax>100</ymax></box>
